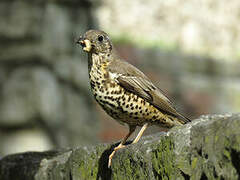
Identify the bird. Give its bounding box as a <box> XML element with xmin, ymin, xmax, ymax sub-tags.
<box><xmin>76</xmin><ymin>29</ymin><xmax>191</xmax><ymax>167</ymax></box>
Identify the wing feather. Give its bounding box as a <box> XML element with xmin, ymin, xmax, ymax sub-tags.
<box><xmin>108</xmin><ymin>59</ymin><xmax>190</xmax><ymax>123</ymax></box>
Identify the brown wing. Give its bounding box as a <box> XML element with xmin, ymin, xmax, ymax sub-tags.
<box><xmin>108</xmin><ymin>59</ymin><xmax>190</xmax><ymax>123</ymax></box>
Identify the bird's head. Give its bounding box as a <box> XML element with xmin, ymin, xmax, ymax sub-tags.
<box><xmin>76</xmin><ymin>30</ymin><xmax>113</xmax><ymax>54</ymax></box>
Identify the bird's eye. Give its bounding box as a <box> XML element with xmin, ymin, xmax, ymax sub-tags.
<box><xmin>98</xmin><ymin>35</ymin><xmax>104</xmax><ymax>42</ymax></box>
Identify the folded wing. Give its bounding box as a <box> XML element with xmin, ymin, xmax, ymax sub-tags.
<box><xmin>108</xmin><ymin>60</ymin><xmax>190</xmax><ymax>124</ymax></box>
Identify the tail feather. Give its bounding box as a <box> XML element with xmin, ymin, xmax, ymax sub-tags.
<box><xmin>177</xmin><ymin>113</ymin><xmax>191</xmax><ymax>124</ymax></box>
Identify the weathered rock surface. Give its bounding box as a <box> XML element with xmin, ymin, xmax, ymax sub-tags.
<box><xmin>0</xmin><ymin>113</ymin><xmax>239</xmax><ymax>180</ymax></box>
<box><xmin>0</xmin><ymin>0</ymin><xmax>99</xmax><ymax>155</ymax></box>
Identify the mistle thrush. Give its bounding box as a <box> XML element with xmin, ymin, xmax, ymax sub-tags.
<box><xmin>76</xmin><ymin>30</ymin><xmax>191</xmax><ymax>167</ymax></box>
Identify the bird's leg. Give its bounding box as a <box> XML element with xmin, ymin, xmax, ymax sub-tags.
<box><xmin>108</xmin><ymin>123</ymin><xmax>149</xmax><ymax>167</ymax></box>
<box><xmin>132</xmin><ymin>123</ymin><xmax>149</xmax><ymax>144</ymax></box>
<box><xmin>108</xmin><ymin>125</ymin><xmax>136</xmax><ymax>167</ymax></box>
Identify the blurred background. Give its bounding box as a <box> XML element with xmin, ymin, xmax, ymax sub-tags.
<box><xmin>0</xmin><ymin>0</ymin><xmax>239</xmax><ymax>156</ymax></box>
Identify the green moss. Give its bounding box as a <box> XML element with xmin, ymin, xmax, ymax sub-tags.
<box><xmin>75</xmin><ymin>155</ymin><xmax>98</xmax><ymax>179</ymax></box>
<box><xmin>151</xmin><ymin>137</ymin><xmax>177</xmax><ymax>179</ymax></box>
<box><xmin>215</xmin><ymin>135</ymin><xmax>219</xmax><ymax>143</ymax></box>
<box><xmin>223</xmin><ymin>149</ymin><xmax>231</xmax><ymax>160</ymax></box>
<box><xmin>71</xmin><ymin>146</ymin><xmax>107</xmax><ymax>180</ymax></box>
<box><xmin>191</xmin><ymin>157</ymin><xmax>198</xmax><ymax>169</ymax></box>
<box><xmin>112</xmin><ymin>150</ymin><xmax>149</xmax><ymax>180</ymax></box>
<box><xmin>205</xmin><ymin>136</ymin><xmax>209</xmax><ymax>143</ymax></box>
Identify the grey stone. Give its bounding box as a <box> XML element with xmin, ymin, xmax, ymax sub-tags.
<box><xmin>0</xmin><ymin>1</ymin><xmax>43</xmax><ymax>39</ymax></box>
<box><xmin>0</xmin><ymin>67</ymin><xmax>62</xmax><ymax>126</ymax></box>
<box><xmin>0</xmin><ymin>1</ymin><xmax>45</xmax><ymax>62</ymax></box>
<box><xmin>61</xmin><ymin>85</ymin><xmax>99</xmax><ymax>146</ymax></box>
<box><xmin>0</xmin><ymin>113</ymin><xmax>239</xmax><ymax>179</ymax></box>
<box><xmin>0</xmin><ymin>129</ymin><xmax>53</xmax><ymax>156</ymax></box>
<box><xmin>54</xmin><ymin>57</ymin><xmax>90</xmax><ymax>95</ymax></box>
<box><xmin>0</xmin><ymin>0</ymin><xmax>99</xmax><ymax>156</ymax></box>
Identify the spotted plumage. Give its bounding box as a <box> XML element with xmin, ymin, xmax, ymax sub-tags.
<box><xmin>76</xmin><ymin>29</ymin><xmax>191</xmax><ymax>167</ymax></box>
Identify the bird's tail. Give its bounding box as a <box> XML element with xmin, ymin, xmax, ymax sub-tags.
<box><xmin>177</xmin><ymin>113</ymin><xmax>191</xmax><ymax>124</ymax></box>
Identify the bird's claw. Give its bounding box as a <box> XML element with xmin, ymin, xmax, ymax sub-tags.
<box><xmin>108</xmin><ymin>144</ymin><xmax>126</xmax><ymax>168</ymax></box>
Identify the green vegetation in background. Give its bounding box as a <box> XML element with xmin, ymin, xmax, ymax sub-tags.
<box><xmin>110</xmin><ymin>33</ymin><xmax>240</xmax><ymax>62</ymax></box>
<box><xmin>111</xmin><ymin>32</ymin><xmax>179</xmax><ymax>52</ymax></box>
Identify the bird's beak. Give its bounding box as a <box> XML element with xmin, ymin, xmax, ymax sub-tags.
<box><xmin>76</xmin><ymin>36</ymin><xmax>92</xmax><ymax>52</ymax></box>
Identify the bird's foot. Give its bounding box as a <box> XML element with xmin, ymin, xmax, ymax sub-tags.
<box><xmin>108</xmin><ymin>144</ymin><xmax>126</xmax><ymax>168</ymax></box>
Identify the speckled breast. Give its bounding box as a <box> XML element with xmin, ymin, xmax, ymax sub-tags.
<box><xmin>88</xmin><ymin>62</ymin><xmax>177</xmax><ymax>128</ymax></box>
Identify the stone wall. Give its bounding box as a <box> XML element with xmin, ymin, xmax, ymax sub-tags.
<box><xmin>0</xmin><ymin>113</ymin><xmax>239</xmax><ymax>180</ymax></box>
<box><xmin>0</xmin><ymin>0</ymin><xmax>99</xmax><ymax>156</ymax></box>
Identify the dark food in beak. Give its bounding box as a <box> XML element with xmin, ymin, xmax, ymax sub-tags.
<box><xmin>76</xmin><ymin>36</ymin><xmax>92</xmax><ymax>52</ymax></box>
<box><xmin>76</xmin><ymin>36</ymin><xmax>86</xmax><ymax>48</ymax></box>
